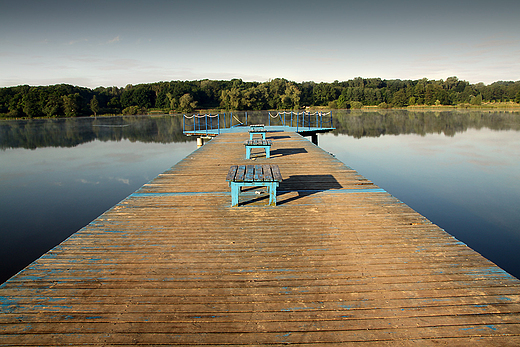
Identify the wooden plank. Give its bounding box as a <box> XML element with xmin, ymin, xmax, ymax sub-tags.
<box><xmin>235</xmin><ymin>164</ymin><xmax>246</xmax><ymax>181</ymax></box>
<box><xmin>262</xmin><ymin>164</ymin><xmax>273</xmax><ymax>181</ymax></box>
<box><xmin>271</xmin><ymin>164</ymin><xmax>282</xmax><ymax>182</ymax></box>
<box><xmin>254</xmin><ymin>164</ymin><xmax>263</xmax><ymax>181</ymax></box>
<box><xmin>225</xmin><ymin>165</ymin><xmax>238</xmax><ymax>181</ymax></box>
<box><xmin>244</xmin><ymin>164</ymin><xmax>254</xmax><ymax>181</ymax></box>
<box><xmin>1</xmin><ymin>130</ymin><xmax>520</xmax><ymax>346</ymax></box>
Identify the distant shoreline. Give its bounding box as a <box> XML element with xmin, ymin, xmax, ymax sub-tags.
<box><xmin>1</xmin><ymin>77</ymin><xmax>519</xmax><ymax>119</ymax></box>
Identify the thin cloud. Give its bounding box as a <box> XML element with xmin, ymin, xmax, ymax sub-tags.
<box><xmin>68</xmin><ymin>38</ymin><xmax>88</xmax><ymax>45</ymax></box>
<box><xmin>77</xmin><ymin>178</ymin><xmax>100</xmax><ymax>185</ymax></box>
<box><xmin>115</xmin><ymin>177</ymin><xmax>130</xmax><ymax>185</ymax></box>
<box><xmin>107</xmin><ymin>36</ymin><xmax>120</xmax><ymax>44</ymax></box>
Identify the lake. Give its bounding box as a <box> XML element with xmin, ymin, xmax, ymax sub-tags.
<box><xmin>1</xmin><ymin>110</ymin><xmax>519</xmax><ymax>283</ymax></box>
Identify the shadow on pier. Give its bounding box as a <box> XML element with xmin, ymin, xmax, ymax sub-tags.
<box><xmin>241</xmin><ymin>174</ymin><xmax>342</xmax><ymax>206</ymax></box>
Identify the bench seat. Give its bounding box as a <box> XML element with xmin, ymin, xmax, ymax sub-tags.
<box><xmin>226</xmin><ymin>164</ymin><xmax>282</xmax><ymax>206</ymax></box>
<box><xmin>244</xmin><ymin>139</ymin><xmax>272</xmax><ymax>159</ymax></box>
<box><xmin>249</xmin><ymin>127</ymin><xmax>267</xmax><ymax>140</ymax></box>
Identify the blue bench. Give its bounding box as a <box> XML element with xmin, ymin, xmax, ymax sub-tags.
<box><xmin>244</xmin><ymin>139</ymin><xmax>272</xmax><ymax>159</ymax></box>
<box><xmin>249</xmin><ymin>125</ymin><xmax>267</xmax><ymax>140</ymax></box>
<box><xmin>226</xmin><ymin>164</ymin><xmax>282</xmax><ymax>207</ymax></box>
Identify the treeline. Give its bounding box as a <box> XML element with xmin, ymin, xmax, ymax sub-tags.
<box><xmin>1</xmin><ymin>77</ymin><xmax>520</xmax><ymax>118</ymax></box>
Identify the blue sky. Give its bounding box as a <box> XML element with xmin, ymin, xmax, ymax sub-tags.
<box><xmin>1</xmin><ymin>0</ymin><xmax>519</xmax><ymax>88</ymax></box>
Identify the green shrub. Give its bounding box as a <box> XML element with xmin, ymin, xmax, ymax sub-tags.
<box><xmin>350</xmin><ymin>101</ymin><xmax>363</xmax><ymax>109</ymax></box>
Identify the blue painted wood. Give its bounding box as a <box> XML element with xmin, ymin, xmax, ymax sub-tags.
<box><xmin>249</xmin><ymin>129</ymin><xmax>267</xmax><ymax>140</ymax></box>
<box><xmin>244</xmin><ymin>139</ymin><xmax>272</xmax><ymax>159</ymax></box>
<box><xmin>226</xmin><ymin>164</ymin><xmax>282</xmax><ymax>206</ymax></box>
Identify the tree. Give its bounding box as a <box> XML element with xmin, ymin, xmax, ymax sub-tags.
<box><xmin>165</xmin><ymin>92</ymin><xmax>176</xmax><ymax>110</ymax></box>
<box><xmin>279</xmin><ymin>84</ymin><xmax>301</xmax><ymax>110</ymax></box>
<box><xmin>43</xmin><ymin>95</ymin><xmax>61</xmax><ymax>117</ymax></box>
<box><xmin>337</xmin><ymin>94</ymin><xmax>349</xmax><ymax>109</ymax></box>
<box><xmin>351</xmin><ymin>101</ymin><xmax>363</xmax><ymax>109</ymax></box>
<box><xmin>392</xmin><ymin>90</ymin><xmax>408</xmax><ymax>107</ymax></box>
<box><xmin>107</xmin><ymin>97</ymin><xmax>121</xmax><ymax>112</ymax></box>
<box><xmin>516</xmin><ymin>91</ymin><xmax>520</xmax><ymax>104</ymax></box>
<box><xmin>90</xmin><ymin>95</ymin><xmax>99</xmax><ymax>117</ymax></box>
<box><xmin>62</xmin><ymin>93</ymin><xmax>81</xmax><ymax>117</ymax></box>
<box><xmin>470</xmin><ymin>94</ymin><xmax>482</xmax><ymax>106</ymax></box>
<box><xmin>243</xmin><ymin>85</ymin><xmax>268</xmax><ymax>110</ymax></box>
<box><xmin>179</xmin><ymin>93</ymin><xmax>197</xmax><ymax>113</ymax></box>
<box><xmin>22</xmin><ymin>91</ymin><xmax>40</xmax><ymax>117</ymax></box>
<box><xmin>220</xmin><ymin>88</ymin><xmax>244</xmax><ymax>110</ymax></box>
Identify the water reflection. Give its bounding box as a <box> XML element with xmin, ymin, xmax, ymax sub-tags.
<box><xmin>330</xmin><ymin>109</ymin><xmax>520</xmax><ymax>137</ymax></box>
<box><xmin>2</xmin><ymin>111</ymin><xmax>520</xmax><ymax>150</ymax></box>
<box><xmin>1</xmin><ymin>111</ymin><xmax>520</xmax><ymax>283</ymax></box>
<box><xmin>0</xmin><ymin>115</ymin><xmax>190</xmax><ymax>149</ymax></box>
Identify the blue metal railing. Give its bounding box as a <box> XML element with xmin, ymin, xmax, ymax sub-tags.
<box><xmin>183</xmin><ymin>113</ymin><xmax>221</xmax><ymax>135</ymax></box>
<box><xmin>183</xmin><ymin>111</ymin><xmax>333</xmax><ymax>135</ymax></box>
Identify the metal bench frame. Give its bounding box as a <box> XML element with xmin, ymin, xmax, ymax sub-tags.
<box><xmin>226</xmin><ymin>164</ymin><xmax>282</xmax><ymax>207</ymax></box>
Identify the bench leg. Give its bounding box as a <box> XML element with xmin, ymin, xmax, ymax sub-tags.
<box><xmin>262</xmin><ymin>133</ymin><xmax>266</xmax><ymax>140</ymax></box>
<box><xmin>265</xmin><ymin>146</ymin><xmax>270</xmax><ymax>159</ymax></box>
<box><xmin>267</xmin><ymin>182</ymin><xmax>277</xmax><ymax>206</ymax></box>
<box><xmin>230</xmin><ymin>183</ymin><xmax>240</xmax><ymax>207</ymax></box>
<box><xmin>249</xmin><ymin>133</ymin><xmax>254</xmax><ymax>141</ymax></box>
<box><xmin>245</xmin><ymin>146</ymin><xmax>251</xmax><ymax>159</ymax></box>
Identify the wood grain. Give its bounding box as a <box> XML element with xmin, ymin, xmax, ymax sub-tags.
<box><xmin>1</xmin><ymin>131</ymin><xmax>520</xmax><ymax>346</ymax></box>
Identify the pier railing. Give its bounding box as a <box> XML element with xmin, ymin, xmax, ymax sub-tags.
<box><xmin>267</xmin><ymin>111</ymin><xmax>333</xmax><ymax>132</ymax></box>
<box><xmin>183</xmin><ymin>111</ymin><xmax>334</xmax><ymax>136</ymax></box>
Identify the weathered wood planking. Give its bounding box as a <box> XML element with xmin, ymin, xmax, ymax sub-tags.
<box><xmin>2</xmin><ymin>131</ymin><xmax>520</xmax><ymax>346</ymax></box>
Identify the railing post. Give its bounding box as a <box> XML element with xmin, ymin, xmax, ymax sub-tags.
<box><xmin>245</xmin><ymin>112</ymin><xmax>248</xmax><ymax>126</ymax></box>
<box><xmin>218</xmin><ymin>114</ymin><xmax>220</xmax><ymax>134</ymax></box>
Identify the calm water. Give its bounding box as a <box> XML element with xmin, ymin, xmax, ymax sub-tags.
<box><xmin>1</xmin><ymin>111</ymin><xmax>520</xmax><ymax>283</ymax></box>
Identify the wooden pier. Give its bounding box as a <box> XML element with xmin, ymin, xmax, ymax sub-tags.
<box><xmin>2</xmin><ymin>131</ymin><xmax>520</xmax><ymax>345</ymax></box>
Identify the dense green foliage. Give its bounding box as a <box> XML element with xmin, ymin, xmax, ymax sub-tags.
<box><xmin>1</xmin><ymin>77</ymin><xmax>519</xmax><ymax>118</ymax></box>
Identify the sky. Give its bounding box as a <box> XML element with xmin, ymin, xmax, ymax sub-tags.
<box><xmin>1</xmin><ymin>0</ymin><xmax>519</xmax><ymax>88</ymax></box>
